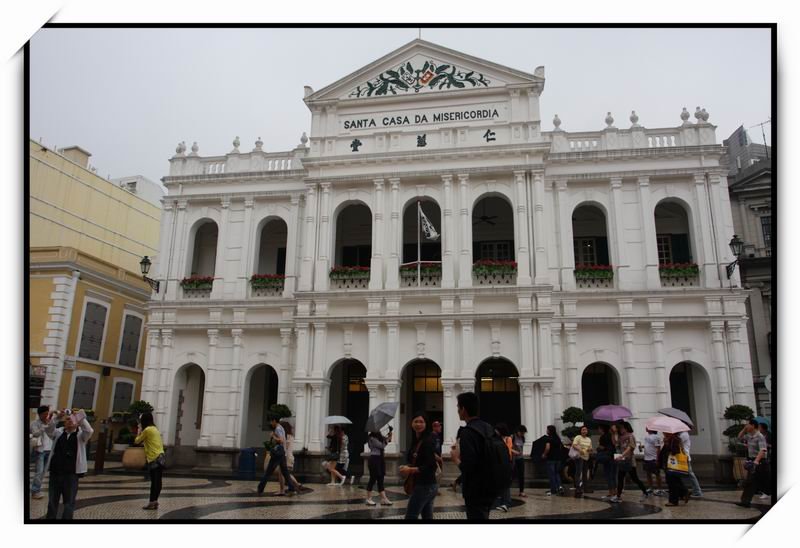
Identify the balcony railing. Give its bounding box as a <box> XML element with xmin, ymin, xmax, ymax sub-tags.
<box><xmin>472</xmin><ymin>260</ymin><xmax>517</xmax><ymax>286</ymax></box>
<box><xmin>400</xmin><ymin>262</ymin><xmax>442</xmax><ymax>288</ymax></box>
<box><xmin>659</xmin><ymin>263</ymin><xmax>700</xmax><ymax>288</ymax></box>
<box><xmin>250</xmin><ymin>274</ymin><xmax>285</xmax><ymax>297</ymax></box>
<box><xmin>180</xmin><ymin>276</ymin><xmax>213</xmax><ymax>299</ymax></box>
<box><xmin>329</xmin><ymin>266</ymin><xmax>370</xmax><ymax>290</ymax></box>
<box><xmin>574</xmin><ymin>264</ymin><xmax>614</xmax><ymax>289</ymax></box>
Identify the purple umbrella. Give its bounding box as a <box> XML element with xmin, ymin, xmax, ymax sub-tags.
<box><xmin>591</xmin><ymin>404</ymin><xmax>633</xmax><ymax>422</ymax></box>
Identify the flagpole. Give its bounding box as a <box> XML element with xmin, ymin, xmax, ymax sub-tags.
<box><xmin>417</xmin><ymin>200</ymin><xmax>421</xmax><ymax>287</ymax></box>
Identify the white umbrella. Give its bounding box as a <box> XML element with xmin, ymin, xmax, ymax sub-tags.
<box><xmin>323</xmin><ymin>415</ymin><xmax>352</xmax><ymax>425</ymax></box>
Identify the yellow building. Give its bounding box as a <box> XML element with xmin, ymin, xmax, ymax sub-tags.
<box><xmin>29</xmin><ymin>139</ymin><xmax>162</xmax><ymax>427</ymax></box>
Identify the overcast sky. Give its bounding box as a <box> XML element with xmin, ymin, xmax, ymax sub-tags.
<box><xmin>30</xmin><ymin>27</ymin><xmax>772</xmax><ymax>184</ymax></box>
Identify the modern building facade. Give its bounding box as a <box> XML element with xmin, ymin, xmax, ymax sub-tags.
<box><xmin>724</xmin><ymin>126</ymin><xmax>773</xmax><ymax>417</ymax></box>
<box><xmin>28</xmin><ymin>140</ymin><xmax>162</xmax><ymax>424</ymax></box>
<box><xmin>141</xmin><ymin>40</ymin><xmax>757</xmax><ymax>474</ymax></box>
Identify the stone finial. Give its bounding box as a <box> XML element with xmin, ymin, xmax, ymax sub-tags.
<box><xmin>175</xmin><ymin>141</ymin><xmax>186</xmax><ymax>155</ymax></box>
<box><xmin>680</xmin><ymin>107</ymin><xmax>691</xmax><ymax>125</ymax></box>
<box><xmin>190</xmin><ymin>142</ymin><xmax>199</xmax><ymax>156</ymax></box>
<box><xmin>553</xmin><ymin>114</ymin><xmax>562</xmax><ymax>131</ymax></box>
<box><xmin>254</xmin><ymin>137</ymin><xmax>264</xmax><ymax>152</ymax></box>
<box><xmin>629</xmin><ymin>110</ymin><xmax>640</xmax><ymax>127</ymax></box>
<box><xmin>232</xmin><ymin>136</ymin><xmax>240</xmax><ymax>152</ymax></box>
<box><xmin>694</xmin><ymin>106</ymin><xmax>703</xmax><ymax>122</ymax></box>
<box><xmin>605</xmin><ymin>111</ymin><xmax>615</xmax><ymax>128</ymax></box>
<box><xmin>300</xmin><ymin>132</ymin><xmax>309</xmax><ymax>146</ymax></box>
<box><xmin>700</xmin><ymin>108</ymin><xmax>709</xmax><ymax>122</ymax></box>
<box><xmin>304</xmin><ymin>85</ymin><xmax>314</xmax><ymax>98</ymax></box>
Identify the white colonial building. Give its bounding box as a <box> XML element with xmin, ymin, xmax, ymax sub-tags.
<box><xmin>141</xmin><ymin>40</ymin><xmax>756</xmax><ymax>476</ymax></box>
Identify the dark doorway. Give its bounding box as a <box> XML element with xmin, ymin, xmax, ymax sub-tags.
<box><xmin>329</xmin><ymin>359</ymin><xmax>369</xmax><ymax>475</ymax></box>
<box><xmin>475</xmin><ymin>358</ymin><xmax>520</xmax><ymax>429</ymax></box>
<box><xmin>401</xmin><ymin>360</ymin><xmax>443</xmax><ymax>451</ymax></box>
<box><xmin>581</xmin><ymin>363</ymin><xmax>620</xmax><ymax>414</ymax></box>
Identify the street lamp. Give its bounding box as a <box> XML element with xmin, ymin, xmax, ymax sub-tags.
<box><xmin>139</xmin><ymin>256</ymin><xmax>160</xmax><ymax>292</ymax></box>
<box><xmin>725</xmin><ymin>235</ymin><xmax>744</xmax><ymax>279</ymax></box>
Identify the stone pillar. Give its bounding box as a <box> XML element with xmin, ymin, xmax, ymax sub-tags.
<box><xmin>299</xmin><ymin>184</ymin><xmax>317</xmax><ymax>291</ymax></box>
<box><xmin>711</xmin><ymin>322</ymin><xmax>732</xmax><ymax>439</ymax></box>
<box><xmin>386</xmin><ymin>178</ymin><xmax>401</xmax><ymax>289</ymax></box>
<box><xmin>155</xmin><ymin>201</ymin><xmax>174</xmax><ymax>284</ymax></box>
<box><xmin>293</xmin><ymin>384</ymin><xmax>308</xmax><ymax>450</ymax></box>
<box><xmin>314</xmin><ymin>182</ymin><xmax>332</xmax><ymax>291</ymax></box>
<box><xmin>532</xmin><ymin>171</ymin><xmax>549</xmax><ymax>284</ymax></box>
<box><xmin>294</xmin><ymin>321</ymin><xmax>311</xmax><ymax>377</ymax></box>
<box><xmin>141</xmin><ymin>329</ymin><xmax>161</xmax><ymax>411</ymax></box>
<box><xmin>564</xmin><ymin>323</ymin><xmax>579</xmax><ymax>408</ymax></box>
<box><xmin>637</xmin><ymin>176</ymin><xmax>661</xmax><ymax>289</ymax></box>
<box><xmin>370</xmin><ymin>179</ymin><xmax>385</xmax><ymax>290</ymax></box>
<box><xmin>441</xmin><ymin>175</ymin><xmax>456</xmax><ymax>288</ymax></box>
<box><xmin>550</xmin><ymin>322</ymin><xmax>565</xmax><ymax>418</ymax></box>
<box><xmin>727</xmin><ymin>321</ymin><xmax>757</xmax><ymax>409</ymax></box>
<box><xmin>367</xmin><ymin>320</ymin><xmax>382</xmax><ymax>377</ymax></box>
<box><xmin>520</xmin><ymin>382</ymin><xmax>536</xmax><ymax>445</ymax></box>
<box><xmin>458</xmin><ymin>320</ymin><xmax>474</xmax><ymax>378</ymax></box>
<box><xmin>311</xmin><ymin>322</ymin><xmax>327</xmax><ymax>377</ymax></box>
<box><xmin>555</xmin><ymin>180</ymin><xmax>575</xmax><ymax>290</ymax></box>
<box><xmin>197</xmin><ymin>329</ymin><xmax>218</xmax><ymax>446</ymax></box>
<box><xmin>309</xmin><ymin>384</ymin><xmax>324</xmax><ymax>451</ymax></box>
<box><xmin>650</xmin><ymin>322</ymin><xmax>670</xmax><ymax>409</ymax></box>
<box><xmin>211</xmin><ymin>198</ymin><xmax>229</xmax><ymax>299</ymax></box>
<box><xmin>692</xmin><ymin>173</ymin><xmax>718</xmax><ymax>287</ymax></box>
<box><xmin>541</xmin><ymin>384</ymin><xmax>554</xmax><ymax>441</ymax></box>
<box><xmin>608</xmin><ymin>178</ymin><xmax>629</xmax><ymax>288</ymax></box>
<box><xmin>442</xmin><ymin>320</ymin><xmax>456</xmax><ymax>378</ymax></box>
<box><xmin>457</xmin><ymin>174</ymin><xmax>473</xmax><ymax>287</ymax></box>
<box><xmin>225</xmin><ymin>328</ymin><xmax>243</xmax><ymax>448</ymax></box>
<box><xmin>157</xmin><ymin>329</ymin><xmax>173</xmax><ymax>443</ymax></box>
<box><xmin>519</xmin><ymin>319</ymin><xmax>535</xmax><ymax>376</ymax></box>
<box><xmin>278</xmin><ymin>328</ymin><xmax>293</xmax><ymax>405</ymax></box>
<box><xmin>621</xmin><ymin>323</ymin><xmax>636</xmax><ymax>423</ymax></box>
<box><xmin>709</xmin><ymin>173</ymin><xmax>739</xmax><ymax>285</ymax></box>
<box><xmin>238</xmin><ymin>197</ymin><xmax>255</xmax><ymax>299</ymax></box>
<box><xmin>513</xmin><ymin>170</ymin><xmax>533</xmax><ymax>285</ymax></box>
<box><xmin>537</xmin><ymin>317</ymin><xmax>553</xmax><ymax>379</ymax></box>
<box><xmin>167</xmin><ymin>199</ymin><xmax>187</xmax><ymax>300</ymax></box>
<box><xmin>283</xmin><ymin>195</ymin><xmax>301</xmax><ymax>297</ymax></box>
<box><xmin>385</xmin><ymin>320</ymin><xmax>400</xmax><ymax>379</ymax></box>
<box><xmin>384</xmin><ymin>384</ymin><xmax>401</xmax><ymax>454</ymax></box>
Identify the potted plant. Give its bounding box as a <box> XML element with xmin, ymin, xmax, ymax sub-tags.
<box><xmin>560</xmin><ymin>406</ymin><xmax>585</xmax><ymax>440</ymax></box>
<box><xmin>472</xmin><ymin>259</ymin><xmax>517</xmax><ymax>277</ymax></box>
<box><xmin>658</xmin><ymin>262</ymin><xmax>700</xmax><ymax>278</ymax></box>
<box><xmin>113</xmin><ymin>426</ymin><xmax>134</xmax><ymax>452</ymax></box>
<box><xmin>180</xmin><ymin>275</ymin><xmax>214</xmax><ymax>290</ymax></box>
<box><xmin>250</xmin><ymin>273</ymin><xmax>286</xmax><ymax>289</ymax></box>
<box><xmin>329</xmin><ymin>265</ymin><xmax>371</xmax><ymax>280</ymax></box>
<box><xmin>723</xmin><ymin>404</ymin><xmax>754</xmax><ymax>482</ymax></box>
<box><xmin>399</xmin><ymin>262</ymin><xmax>442</xmax><ymax>277</ymax></box>
<box><xmin>128</xmin><ymin>400</ymin><xmax>154</xmax><ymax>420</ymax></box>
<box><xmin>574</xmin><ymin>264</ymin><xmax>614</xmax><ymax>279</ymax></box>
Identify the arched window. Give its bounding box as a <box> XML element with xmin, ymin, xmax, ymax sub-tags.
<box><xmin>190</xmin><ymin>222</ymin><xmax>218</xmax><ymax>277</ymax></box>
<box><xmin>581</xmin><ymin>363</ymin><xmax>620</xmax><ymax>413</ymax></box>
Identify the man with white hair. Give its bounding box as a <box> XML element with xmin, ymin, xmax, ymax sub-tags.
<box><xmin>42</xmin><ymin>409</ymin><xmax>94</xmax><ymax>519</ymax></box>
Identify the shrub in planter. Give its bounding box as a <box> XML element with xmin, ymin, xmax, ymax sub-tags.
<box><xmin>723</xmin><ymin>404</ymin><xmax>754</xmax><ymax>456</ymax></box>
<box><xmin>658</xmin><ymin>262</ymin><xmax>700</xmax><ymax>277</ymax></box>
<box><xmin>268</xmin><ymin>404</ymin><xmax>292</xmax><ymax>420</ymax></box>
<box><xmin>561</xmin><ymin>406</ymin><xmax>585</xmax><ymax>439</ymax></box>
<box><xmin>399</xmin><ymin>262</ymin><xmax>442</xmax><ymax>277</ymax></box>
<box><xmin>180</xmin><ymin>275</ymin><xmax>214</xmax><ymax>290</ymax></box>
<box><xmin>472</xmin><ymin>259</ymin><xmax>517</xmax><ymax>276</ymax></box>
<box><xmin>250</xmin><ymin>273</ymin><xmax>286</xmax><ymax>288</ymax></box>
<box><xmin>574</xmin><ymin>264</ymin><xmax>613</xmax><ymax>279</ymax></box>
<box><xmin>128</xmin><ymin>400</ymin><xmax>154</xmax><ymax>416</ymax></box>
<box><xmin>329</xmin><ymin>266</ymin><xmax>370</xmax><ymax>280</ymax></box>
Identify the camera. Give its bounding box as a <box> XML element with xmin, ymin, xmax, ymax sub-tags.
<box><xmin>63</xmin><ymin>409</ymin><xmax>72</xmax><ymax>417</ymax></box>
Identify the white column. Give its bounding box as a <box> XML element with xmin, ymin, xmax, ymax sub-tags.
<box><xmin>441</xmin><ymin>175</ymin><xmax>456</xmax><ymax>288</ymax></box>
<box><xmin>385</xmin><ymin>178</ymin><xmax>401</xmax><ymax>289</ymax></box>
<box><xmin>457</xmin><ymin>174</ymin><xmax>473</xmax><ymax>287</ymax></box>
<box><xmin>441</xmin><ymin>382</ymin><xmax>458</xmax><ymax>454</ymax></box>
<box><xmin>692</xmin><ymin>173</ymin><xmax>719</xmax><ymax>287</ymax></box>
<box><xmin>555</xmin><ymin>181</ymin><xmax>575</xmax><ymax>290</ymax></box>
<box><xmin>537</xmin><ymin>317</ymin><xmax>553</xmax><ymax>379</ymax></box>
<box><xmin>550</xmin><ymin>322</ymin><xmax>565</xmax><ymax>418</ymax></box>
<box><xmin>711</xmin><ymin>322</ymin><xmax>732</xmax><ymax>440</ymax></box>
<box><xmin>385</xmin><ymin>320</ymin><xmax>400</xmax><ymax>379</ymax></box>
<box><xmin>197</xmin><ymin>329</ymin><xmax>218</xmax><ymax>446</ymax></box>
<box><xmin>225</xmin><ymin>328</ymin><xmax>243</xmax><ymax>448</ymax></box>
<box><xmin>314</xmin><ymin>183</ymin><xmax>332</xmax><ymax>291</ymax></box>
<box><xmin>650</xmin><ymin>322</ymin><xmax>670</xmax><ymax>409</ymax></box>
<box><xmin>211</xmin><ymin>197</ymin><xmax>230</xmax><ymax>299</ymax></box>
<box><xmin>441</xmin><ymin>320</ymin><xmax>456</xmax><ymax>378</ymax></box>
<box><xmin>384</xmin><ymin>384</ymin><xmax>400</xmax><ymax>454</ymax></box>
<box><xmin>638</xmin><ymin>177</ymin><xmax>661</xmax><ymax>289</ymax></box>
<box><xmin>278</xmin><ymin>328</ymin><xmax>293</xmax><ymax>405</ymax></box>
<box><xmin>458</xmin><ymin>320</ymin><xmax>474</xmax><ymax>378</ymax></box>
<box><xmin>370</xmin><ymin>179</ymin><xmax>385</xmax><ymax>290</ymax></box>
<box><xmin>40</xmin><ymin>270</ymin><xmax>80</xmax><ymax>408</ymax></box>
<box><xmin>167</xmin><ymin>199</ymin><xmax>188</xmax><ymax>300</ymax></box>
<box><xmin>621</xmin><ymin>321</ymin><xmax>635</xmax><ymax>405</ymax></box>
<box><xmin>293</xmin><ymin>384</ymin><xmax>308</xmax><ymax>450</ymax></box>
<box><xmin>283</xmin><ymin>195</ymin><xmax>301</xmax><ymax>297</ymax></box>
<box><xmin>295</xmin><ymin>322</ymin><xmax>311</xmax><ymax>377</ymax></box>
<box><xmin>564</xmin><ymin>323</ymin><xmax>579</xmax><ymax>408</ymax></box>
<box><xmin>513</xmin><ymin>170</ymin><xmax>533</xmax><ymax>285</ymax></box>
<box><xmin>709</xmin><ymin>173</ymin><xmax>739</xmax><ymax>285</ymax></box>
<box><xmin>238</xmin><ymin>197</ymin><xmax>255</xmax><ymax>299</ymax></box>
<box><xmin>299</xmin><ymin>185</ymin><xmax>318</xmax><ymax>291</ymax></box>
<box><xmin>311</xmin><ymin>322</ymin><xmax>327</xmax><ymax>377</ymax></box>
<box><xmin>155</xmin><ymin>201</ymin><xmax>174</xmax><ymax>283</ymax></box>
<box><xmin>532</xmin><ymin>171</ymin><xmax>549</xmax><ymax>284</ymax></box>
<box><xmin>157</xmin><ymin>329</ymin><xmax>173</xmax><ymax>443</ymax></box>
<box><xmin>727</xmin><ymin>321</ymin><xmax>757</xmax><ymax>409</ymax></box>
<box><xmin>309</xmin><ymin>384</ymin><xmax>324</xmax><ymax>451</ymax></box>
<box><xmin>367</xmin><ymin>320</ymin><xmax>382</xmax><ymax>377</ymax></box>
<box><xmin>608</xmin><ymin>177</ymin><xmax>629</xmax><ymax>288</ymax></box>
<box><xmin>541</xmin><ymin>384</ymin><xmax>554</xmax><ymax>441</ymax></box>
<box><xmin>519</xmin><ymin>319</ymin><xmax>535</xmax><ymax>376</ymax></box>
<box><xmin>141</xmin><ymin>329</ymin><xmax>161</xmax><ymax>408</ymax></box>
<box><xmin>521</xmin><ymin>383</ymin><xmax>536</xmax><ymax>441</ymax></box>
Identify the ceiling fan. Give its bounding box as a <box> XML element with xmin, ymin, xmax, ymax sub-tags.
<box><xmin>473</xmin><ymin>201</ymin><xmax>498</xmax><ymax>226</ymax></box>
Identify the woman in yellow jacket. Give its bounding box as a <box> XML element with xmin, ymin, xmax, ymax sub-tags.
<box><xmin>135</xmin><ymin>412</ymin><xmax>165</xmax><ymax>510</ymax></box>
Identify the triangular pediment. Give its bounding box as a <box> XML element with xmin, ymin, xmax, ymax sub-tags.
<box><xmin>306</xmin><ymin>39</ymin><xmax>544</xmax><ymax>103</ymax></box>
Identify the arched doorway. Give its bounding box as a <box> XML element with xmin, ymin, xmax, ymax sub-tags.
<box><xmin>581</xmin><ymin>363</ymin><xmax>620</xmax><ymax>414</ymax></box>
<box><xmin>172</xmin><ymin>363</ymin><xmax>205</xmax><ymax>447</ymax></box>
<box><xmin>328</xmin><ymin>359</ymin><xmax>369</xmax><ymax>475</ymax></box>
<box><xmin>475</xmin><ymin>358</ymin><xmax>520</xmax><ymax>429</ymax></box>
<box><xmin>400</xmin><ymin>359</ymin><xmax>442</xmax><ymax>450</ymax></box>
<box><xmin>241</xmin><ymin>364</ymin><xmax>279</xmax><ymax>448</ymax></box>
<box><xmin>669</xmin><ymin>362</ymin><xmax>715</xmax><ymax>454</ymax></box>
<box><xmin>189</xmin><ymin>221</ymin><xmax>218</xmax><ymax>276</ymax></box>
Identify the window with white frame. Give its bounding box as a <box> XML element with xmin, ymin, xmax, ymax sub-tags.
<box><xmin>78</xmin><ymin>302</ymin><xmax>108</xmax><ymax>361</ymax></box>
<box><xmin>478</xmin><ymin>241</ymin><xmax>513</xmax><ymax>261</ymax></box>
<box><xmin>112</xmin><ymin>380</ymin><xmax>134</xmax><ymax>413</ymax></box>
<box><xmin>573</xmin><ymin>238</ymin><xmax>597</xmax><ymax>265</ymax></box>
<box><xmin>71</xmin><ymin>375</ymin><xmax>97</xmax><ymax>410</ymax></box>
<box><xmin>656</xmin><ymin>234</ymin><xmax>673</xmax><ymax>264</ymax></box>
<box><xmin>118</xmin><ymin>314</ymin><xmax>143</xmax><ymax>367</ymax></box>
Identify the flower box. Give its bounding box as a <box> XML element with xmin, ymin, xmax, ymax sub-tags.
<box><xmin>250</xmin><ymin>274</ymin><xmax>286</xmax><ymax>288</ymax></box>
<box><xmin>329</xmin><ymin>266</ymin><xmax>371</xmax><ymax>280</ymax></box>
<box><xmin>574</xmin><ymin>264</ymin><xmax>614</xmax><ymax>279</ymax></box>
<box><xmin>400</xmin><ymin>262</ymin><xmax>442</xmax><ymax>277</ymax></box>
<box><xmin>472</xmin><ymin>260</ymin><xmax>517</xmax><ymax>276</ymax></box>
<box><xmin>658</xmin><ymin>263</ymin><xmax>699</xmax><ymax>278</ymax></box>
<box><xmin>180</xmin><ymin>275</ymin><xmax>214</xmax><ymax>290</ymax></box>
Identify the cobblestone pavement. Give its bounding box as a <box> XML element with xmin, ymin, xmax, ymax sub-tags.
<box><xmin>29</xmin><ymin>467</ymin><xmax>771</xmax><ymax>521</ymax></box>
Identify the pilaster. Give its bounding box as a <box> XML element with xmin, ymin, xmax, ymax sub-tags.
<box><xmin>441</xmin><ymin>175</ymin><xmax>456</xmax><ymax>288</ymax></box>
<box><xmin>314</xmin><ymin>182</ymin><xmax>332</xmax><ymax>291</ymax></box>
<box><xmin>457</xmin><ymin>174</ymin><xmax>473</xmax><ymax>287</ymax></box>
<box><xmin>370</xmin><ymin>179</ymin><xmax>385</xmax><ymax>290</ymax></box>
<box><xmin>532</xmin><ymin>171</ymin><xmax>549</xmax><ymax>284</ymax></box>
<box><xmin>299</xmin><ymin>184</ymin><xmax>317</xmax><ymax>291</ymax></box>
<box><xmin>513</xmin><ymin>170</ymin><xmax>532</xmax><ymax>285</ymax></box>
<box><xmin>637</xmin><ymin>177</ymin><xmax>661</xmax><ymax>289</ymax></box>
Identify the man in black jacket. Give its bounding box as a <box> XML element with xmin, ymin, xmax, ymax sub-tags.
<box><xmin>450</xmin><ymin>392</ymin><xmax>496</xmax><ymax>520</ymax></box>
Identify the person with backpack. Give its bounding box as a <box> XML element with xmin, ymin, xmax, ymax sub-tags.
<box><xmin>450</xmin><ymin>392</ymin><xmax>510</xmax><ymax>520</ymax></box>
<box><xmin>493</xmin><ymin>423</ymin><xmax>514</xmax><ymax>512</ymax></box>
<box><xmin>542</xmin><ymin>425</ymin><xmax>565</xmax><ymax>496</ymax></box>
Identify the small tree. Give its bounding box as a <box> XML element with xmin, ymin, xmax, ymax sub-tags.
<box><xmin>561</xmin><ymin>406</ymin><xmax>585</xmax><ymax>439</ymax></box>
<box><xmin>128</xmin><ymin>400</ymin><xmax>154</xmax><ymax>417</ymax></box>
<box><xmin>723</xmin><ymin>404</ymin><xmax>754</xmax><ymax>455</ymax></box>
<box><xmin>268</xmin><ymin>404</ymin><xmax>292</xmax><ymax>420</ymax></box>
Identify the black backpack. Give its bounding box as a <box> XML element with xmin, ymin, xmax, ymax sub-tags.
<box><xmin>467</xmin><ymin>423</ymin><xmax>513</xmax><ymax>499</ymax></box>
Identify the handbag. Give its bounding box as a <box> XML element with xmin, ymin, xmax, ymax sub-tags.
<box><xmin>568</xmin><ymin>446</ymin><xmax>581</xmax><ymax>460</ymax></box>
<box><xmin>666</xmin><ymin>449</ymin><xmax>689</xmax><ymax>475</ymax></box>
<box><xmin>403</xmin><ymin>439</ymin><xmax>424</xmax><ymax>495</ymax></box>
<box><xmin>147</xmin><ymin>453</ymin><xmax>166</xmax><ymax>470</ymax></box>
<box><xmin>270</xmin><ymin>443</ymin><xmax>286</xmax><ymax>459</ymax></box>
